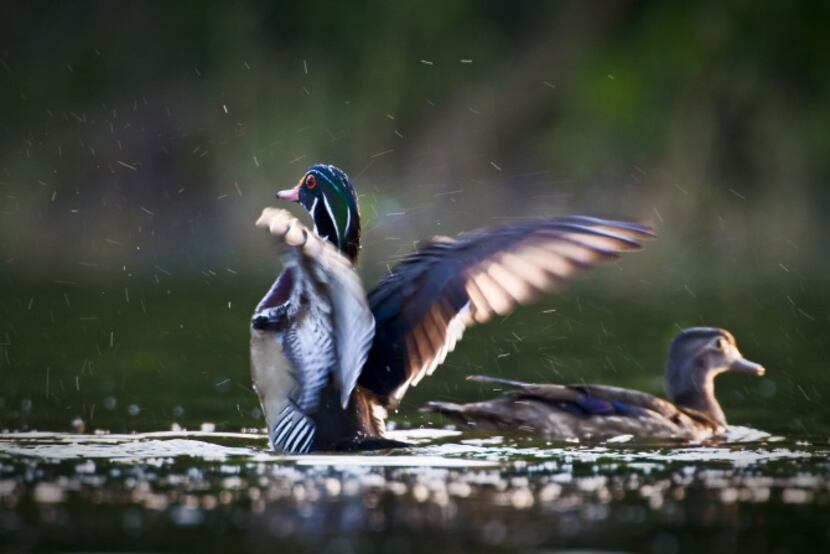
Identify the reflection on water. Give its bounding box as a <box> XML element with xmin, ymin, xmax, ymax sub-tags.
<box><xmin>1</xmin><ymin>429</ymin><xmax>828</xmax><ymax>553</ymax></box>
<box><xmin>1</xmin><ymin>281</ymin><xmax>828</xmax><ymax>552</ymax></box>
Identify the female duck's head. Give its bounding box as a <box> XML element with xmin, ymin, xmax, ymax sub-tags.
<box><xmin>277</xmin><ymin>164</ymin><xmax>361</xmax><ymax>260</ymax></box>
<box><xmin>665</xmin><ymin>327</ymin><xmax>765</xmax><ymax>425</ymax></box>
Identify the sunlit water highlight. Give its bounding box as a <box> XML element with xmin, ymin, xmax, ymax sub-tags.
<box><xmin>0</xmin><ymin>426</ymin><xmax>808</xmax><ymax>466</ymax></box>
<box><xmin>1</xmin><ymin>427</ymin><xmax>828</xmax><ymax>553</ymax></box>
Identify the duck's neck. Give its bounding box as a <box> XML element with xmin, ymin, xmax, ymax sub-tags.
<box><xmin>313</xmin><ymin>208</ymin><xmax>360</xmax><ymax>262</ymax></box>
<box><xmin>306</xmin><ymin>188</ymin><xmax>361</xmax><ymax>263</ymax></box>
<box><xmin>668</xmin><ymin>365</ymin><xmax>727</xmax><ymax>427</ymax></box>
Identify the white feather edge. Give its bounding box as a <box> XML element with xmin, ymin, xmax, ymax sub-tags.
<box><xmin>392</xmin><ymin>220</ymin><xmax>646</xmax><ymax>401</ymax></box>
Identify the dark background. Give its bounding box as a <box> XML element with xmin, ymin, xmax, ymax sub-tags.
<box><xmin>1</xmin><ymin>1</ymin><xmax>828</xmax><ymax>435</ymax></box>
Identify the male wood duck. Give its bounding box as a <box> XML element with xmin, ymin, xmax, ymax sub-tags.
<box><xmin>423</xmin><ymin>327</ymin><xmax>765</xmax><ymax>442</ymax></box>
<box><xmin>250</xmin><ymin>163</ymin><xmax>654</xmax><ymax>453</ymax></box>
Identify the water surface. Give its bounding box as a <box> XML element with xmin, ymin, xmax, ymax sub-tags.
<box><xmin>1</xmin><ymin>281</ymin><xmax>828</xmax><ymax>552</ymax></box>
<box><xmin>1</xmin><ymin>428</ymin><xmax>828</xmax><ymax>553</ymax></box>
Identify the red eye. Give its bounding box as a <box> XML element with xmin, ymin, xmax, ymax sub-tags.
<box><xmin>305</xmin><ymin>174</ymin><xmax>317</xmax><ymax>189</ymax></box>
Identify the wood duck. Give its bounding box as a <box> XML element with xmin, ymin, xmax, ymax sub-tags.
<box><xmin>423</xmin><ymin>327</ymin><xmax>765</xmax><ymax>442</ymax></box>
<box><xmin>250</xmin><ymin>164</ymin><xmax>654</xmax><ymax>453</ymax></box>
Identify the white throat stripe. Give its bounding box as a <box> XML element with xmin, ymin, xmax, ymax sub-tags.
<box><xmin>322</xmin><ymin>194</ymin><xmax>341</xmax><ymax>245</ymax></box>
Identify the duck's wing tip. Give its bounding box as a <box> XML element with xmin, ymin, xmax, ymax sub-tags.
<box><xmin>360</xmin><ymin>214</ymin><xmax>652</xmax><ymax>405</ymax></box>
<box><xmin>556</xmin><ymin>215</ymin><xmax>657</xmax><ymax>240</ymax></box>
<box><xmin>255</xmin><ymin>207</ymin><xmax>310</xmax><ymax>247</ymax></box>
<box><xmin>256</xmin><ymin>206</ymin><xmax>288</xmax><ymax>228</ymax></box>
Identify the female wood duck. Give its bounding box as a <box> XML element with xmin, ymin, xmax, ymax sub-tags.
<box><xmin>423</xmin><ymin>327</ymin><xmax>765</xmax><ymax>442</ymax></box>
<box><xmin>250</xmin><ymin>163</ymin><xmax>654</xmax><ymax>453</ymax></box>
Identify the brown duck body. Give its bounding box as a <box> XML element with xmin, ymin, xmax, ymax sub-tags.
<box><xmin>426</xmin><ymin>383</ymin><xmax>724</xmax><ymax>442</ymax></box>
<box><xmin>424</xmin><ymin>328</ymin><xmax>765</xmax><ymax>443</ymax></box>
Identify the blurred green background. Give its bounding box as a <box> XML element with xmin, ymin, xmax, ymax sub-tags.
<box><xmin>1</xmin><ymin>1</ymin><xmax>828</xmax><ymax>436</ymax></box>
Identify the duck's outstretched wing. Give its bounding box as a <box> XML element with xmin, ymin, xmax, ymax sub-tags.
<box><xmin>255</xmin><ymin>208</ymin><xmax>375</xmax><ymax>411</ymax></box>
<box><xmin>359</xmin><ymin>216</ymin><xmax>654</xmax><ymax>407</ymax></box>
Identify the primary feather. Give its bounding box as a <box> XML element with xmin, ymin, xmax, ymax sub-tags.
<box><xmin>359</xmin><ymin>216</ymin><xmax>655</xmax><ymax>406</ymax></box>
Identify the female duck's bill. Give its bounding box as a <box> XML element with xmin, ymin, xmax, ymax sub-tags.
<box><xmin>251</xmin><ymin>164</ymin><xmax>655</xmax><ymax>453</ymax></box>
<box><xmin>423</xmin><ymin>327</ymin><xmax>766</xmax><ymax>443</ymax></box>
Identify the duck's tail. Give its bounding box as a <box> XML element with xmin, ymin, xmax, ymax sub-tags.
<box><xmin>466</xmin><ymin>374</ymin><xmax>530</xmax><ymax>389</ymax></box>
<box><xmin>421</xmin><ymin>398</ymin><xmax>518</xmax><ymax>430</ymax></box>
<box><xmin>420</xmin><ymin>400</ymin><xmax>467</xmax><ymax>417</ymax></box>
<box><xmin>422</xmin><ymin>376</ymin><xmax>531</xmax><ymax>418</ymax></box>
<box><xmin>422</xmin><ymin>376</ymin><xmax>538</xmax><ymax>425</ymax></box>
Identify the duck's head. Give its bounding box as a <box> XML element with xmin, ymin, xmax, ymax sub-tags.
<box><xmin>665</xmin><ymin>327</ymin><xmax>765</xmax><ymax>426</ymax></box>
<box><xmin>277</xmin><ymin>164</ymin><xmax>361</xmax><ymax>261</ymax></box>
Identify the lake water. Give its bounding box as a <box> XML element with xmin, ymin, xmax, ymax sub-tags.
<box><xmin>1</xmin><ymin>280</ymin><xmax>828</xmax><ymax>552</ymax></box>
<box><xmin>1</xmin><ymin>427</ymin><xmax>829</xmax><ymax>553</ymax></box>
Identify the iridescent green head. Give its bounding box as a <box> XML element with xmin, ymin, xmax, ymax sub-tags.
<box><xmin>277</xmin><ymin>164</ymin><xmax>361</xmax><ymax>261</ymax></box>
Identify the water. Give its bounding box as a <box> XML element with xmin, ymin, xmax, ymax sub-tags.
<box><xmin>1</xmin><ymin>280</ymin><xmax>828</xmax><ymax>552</ymax></box>
<box><xmin>1</xmin><ymin>428</ymin><xmax>828</xmax><ymax>553</ymax></box>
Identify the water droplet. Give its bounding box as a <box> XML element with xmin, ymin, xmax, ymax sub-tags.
<box><xmin>758</xmin><ymin>379</ymin><xmax>777</xmax><ymax>398</ymax></box>
<box><xmin>213</xmin><ymin>377</ymin><xmax>231</xmax><ymax>393</ymax></box>
<box><xmin>70</xmin><ymin>417</ymin><xmax>85</xmax><ymax>433</ymax></box>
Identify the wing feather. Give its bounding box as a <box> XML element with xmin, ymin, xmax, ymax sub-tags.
<box><xmin>359</xmin><ymin>216</ymin><xmax>654</xmax><ymax>406</ymax></box>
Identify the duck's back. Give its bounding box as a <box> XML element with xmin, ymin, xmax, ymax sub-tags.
<box><xmin>424</xmin><ymin>377</ymin><xmax>721</xmax><ymax>442</ymax></box>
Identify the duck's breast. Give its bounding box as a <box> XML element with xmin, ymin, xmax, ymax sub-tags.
<box><xmin>250</xmin><ymin>327</ymin><xmax>299</xmax><ymax>434</ymax></box>
<box><xmin>281</xmin><ymin>299</ymin><xmax>336</xmax><ymax>411</ymax></box>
